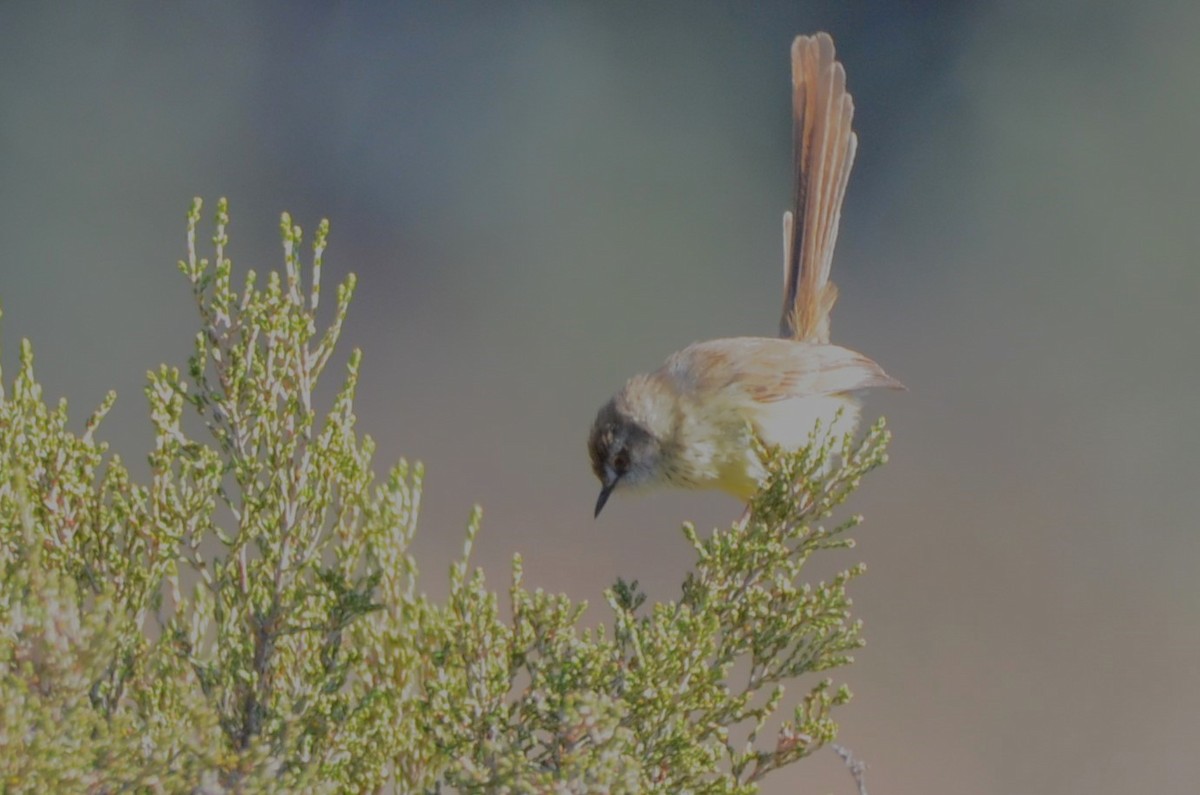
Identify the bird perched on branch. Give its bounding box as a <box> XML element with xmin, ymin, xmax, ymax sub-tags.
<box><xmin>589</xmin><ymin>33</ymin><xmax>902</xmax><ymax>517</ymax></box>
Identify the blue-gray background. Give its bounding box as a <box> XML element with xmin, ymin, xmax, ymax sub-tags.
<box><xmin>3</xmin><ymin>2</ymin><xmax>1197</xmax><ymax>792</ymax></box>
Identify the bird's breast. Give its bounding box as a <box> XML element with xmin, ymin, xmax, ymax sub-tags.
<box><xmin>663</xmin><ymin>384</ymin><xmax>860</xmax><ymax>499</ymax></box>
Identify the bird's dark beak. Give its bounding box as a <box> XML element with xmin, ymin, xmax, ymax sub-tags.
<box><xmin>594</xmin><ymin>473</ymin><xmax>619</xmax><ymax>518</ymax></box>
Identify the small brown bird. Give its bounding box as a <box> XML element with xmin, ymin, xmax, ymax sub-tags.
<box><xmin>588</xmin><ymin>33</ymin><xmax>902</xmax><ymax>517</ymax></box>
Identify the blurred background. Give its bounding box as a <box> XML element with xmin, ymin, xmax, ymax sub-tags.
<box><xmin>3</xmin><ymin>1</ymin><xmax>1198</xmax><ymax>792</ymax></box>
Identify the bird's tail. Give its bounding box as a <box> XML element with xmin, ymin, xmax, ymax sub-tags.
<box><xmin>780</xmin><ymin>33</ymin><xmax>858</xmax><ymax>344</ymax></box>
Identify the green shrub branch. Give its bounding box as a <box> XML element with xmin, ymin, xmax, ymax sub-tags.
<box><xmin>0</xmin><ymin>199</ymin><xmax>889</xmax><ymax>793</ymax></box>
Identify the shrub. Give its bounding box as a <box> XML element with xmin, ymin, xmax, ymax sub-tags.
<box><xmin>0</xmin><ymin>199</ymin><xmax>889</xmax><ymax>793</ymax></box>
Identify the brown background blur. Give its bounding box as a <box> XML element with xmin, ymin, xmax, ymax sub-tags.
<box><xmin>3</xmin><ymin>1</ymin><xmax>1198</xmax><ymax>792</ymax></box>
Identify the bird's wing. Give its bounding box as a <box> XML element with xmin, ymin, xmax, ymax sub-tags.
<box><xmin>668</xmin><ymin>338</ymin><xmax>901</xmax><ymax>403</ymax></box>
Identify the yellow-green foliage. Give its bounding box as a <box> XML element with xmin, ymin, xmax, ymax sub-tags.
<box><xmin>0</xmin><ymin>199</ymin><xmax>890</xmax><ymax>793</ymax></box>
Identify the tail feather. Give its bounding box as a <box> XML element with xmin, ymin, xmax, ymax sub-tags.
<box><xmin>780</xmin><ymin>33</ymin><xmax>858</xmax><ymax>344</ymax></box>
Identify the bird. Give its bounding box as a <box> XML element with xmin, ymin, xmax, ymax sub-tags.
<box><xmin>588</xmin><ymin>32</ymin><xmax>902</xmax><ymax>518</ymax></box>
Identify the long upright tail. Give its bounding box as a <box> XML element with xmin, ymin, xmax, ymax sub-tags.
<box><xmin>779</xmin><ymin>33</ymin><xmax>858</xmax><ymax>344</ymax></box>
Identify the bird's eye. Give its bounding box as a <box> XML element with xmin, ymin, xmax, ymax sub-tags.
<box><xmin>614</xmin><ymin>450</ymin><xmax>630</xmax><ymax>473</ymax></box>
